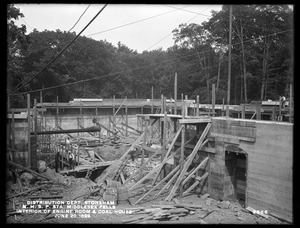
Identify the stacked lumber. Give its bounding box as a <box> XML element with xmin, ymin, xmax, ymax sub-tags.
<box><xmin>122</xmin><ymin>204</ymin><xmax>208</xmax><ymax>224</ymax></box>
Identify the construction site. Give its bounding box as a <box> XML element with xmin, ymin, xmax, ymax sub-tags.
<box><xmin>6</xmin><ymin>82</ymin><xmax>293</xmax><ymax>224</ymax></box>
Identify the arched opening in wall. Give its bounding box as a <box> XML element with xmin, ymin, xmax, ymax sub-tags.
<box><xmin>224</xmin><ymin>144</ymin><xmax>248</xmax><ymax>207</ymax></box>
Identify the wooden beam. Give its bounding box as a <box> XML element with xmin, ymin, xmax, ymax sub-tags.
<box><xmin>174</xmin><ymin>72</ymin><xmax>177</xmax><ymax>115</ymax></box>
<box><xmin>182</xmin><ymin>157</ymin><xmax>208</xmax><ymax>185</ymax></box>
<box><xmin>179</xmin><ymin>118</ymin><xmax>211</xmax><ymax>124</ymax></box>
<box><xmin>8</xmin><ymin>161</ymin><xmax>54</xmax><ymax>181</ymax></box>
<box><xmin>123</xmin><ymin>148</ymin><xmax>161</xmax><ymax>185</ymax></box>
<box><xmin>182</xmin><ymin>172</ymin><xmax>208</xmax><ymax>197</ymax></box>
<box><xmin>133</xmin><ymin>165</ymin><xmax>181</xmax><ymax>205</ymax></box>
<box><xmin>242</xmin><ymin>104</ymin><xmax>245</xmax><ymax>119</ymax></box>
<box><xmin>151</xmin><ymin>125</ymin><xmax>183</xmax><ymax>185</ymax></box>
<box><xmin>212</xmin><ymin>84</ymin><xmax>215</xmax><ymax>117</ymax></box>
<box><xmin>179</xmin><ymin>123</ymin><xmax>186</xmax><ymax>197</ymax></box>
<box><xmin>128</xmin><ymin>153</ymin><xmax>175</xmax><ymax>191</ymax></box>
<box><xmin>155</xmin><ymin>168</ymin><xmax>180</xmax><ymax>198</ymax></box>
<box><xmin>30</xmin><ymin>126</ymin><xmax>101</xmax><ymax>135</ymax></box>
<box><xmin>196</xmin><ymin>95</ymin><xmax>199</xmax><ymax>116</ymax></box>
<box><xmin>27</xmin><ymin>94</ymin><xmax>31</xmax><ymax>168</ymax></box>
<box><xmin>165</xmin><ymin>122</ymin><xmax>211</xmax><ymax>201</ymax></box>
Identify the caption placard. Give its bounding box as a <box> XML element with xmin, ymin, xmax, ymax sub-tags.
<box><xmin>17</xmin><ymin>200</ymin><xmax>133</xmax><ymax>219</ymax></box>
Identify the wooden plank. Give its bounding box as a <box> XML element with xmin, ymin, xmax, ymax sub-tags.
<box><xmin>123</xmin><ymin>147</ymin><xmax>161</xmax><ymax>185</ymax></box>
<box><xmin>133</xmin><ymin>165</ymin><xmax>181</xmax><ymax>205</ymax></box>
<box><xmin>6</xmin><ymin>184</ymin><xmax>48</xmax><ymax>200</ymax></box>
<box><xmin>155</xmin><ymin>169</ymin><xmax>180</xmax><ymax>198</ymax></box>
<box><xmin>151</xmin><ymin>125</ymin><xmax>183</xmax><ymax>185</ymax></box>
<box><xmin>128</xmin><ymin>153</ymin><xmax>175</xmax><ymax>191</ymax></box>
<box><xmin>179</xmin><ymin>118</ymin><xmax>211</xmax><ymax>124</ymax></box>
<box><xmin>8</xmin><ymin>161</ymin><xmax>54</xmax><ymax>181</ymax></box>
<box><xmin>165</xmin><ymin>122</ymin><xmax>211</xmax><ymax>201</ymax></box>
<box><xmin>182</xmin><ymin>157</ymin><xmax>209</xmax><ymax>185</ymax></box>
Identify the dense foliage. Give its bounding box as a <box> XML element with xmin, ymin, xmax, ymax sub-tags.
<box><xmin>7</xmin><ymin>4</ymin><xmax>293</xmax><ymax>107</ymax></box>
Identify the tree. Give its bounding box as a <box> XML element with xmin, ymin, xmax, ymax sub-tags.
<box><xmin>7</xmin><ymin>4</ymin><xmax>29</xmax><ymax>107</ymax></box>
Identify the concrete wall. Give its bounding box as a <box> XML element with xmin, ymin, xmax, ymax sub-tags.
<box><xmin>239</xmin><ymin>121</ymin><xmax>293</xmax><ymax>221</ymax></box>
<box><xmin>208</xmin><ymin>117</ymin><xmax>293</xmax><ymax>221</ymax></box>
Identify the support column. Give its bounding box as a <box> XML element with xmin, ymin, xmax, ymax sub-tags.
<box><xmin>161</xmin><ymin>97</ymin><xmax>167</xmax><ymax>179</ymax></box>
<box><xmin>27</xmin><ymin>94</ymin><xmax>31</xmax><ymax>168</ymax></box>
<box><xmin>151</xmin><ymin>86</ymin><xmax>154</xmax><ymax>114</ymax></box>
<box><xmin>212</xmin><ymin>84</ymin><xmax>215</xmax><ymax>117</ymax></box>
<box><xmin>242</xmin><ymin>104</ymin><xmax>245</xmax><ymax>119</ymax></box>
<box><xmin>56</xmin><ymin>96</ymin><xmax>59</xmax><ymax>128</ymax></box>
<box><xmin>11</xmin><ymin>109</ymin><xmax>15</xmax><ymax>150</ymax></box>
<box><xmin>125</xmin><ymin>100</ymin><xmax>128</xmax><ymax>137</ymax></box>
<box><xmin>174</xmin><ymin>72</ymin><xmax>177</xmax><ymax>115</ymax></box>
<box><xmin>196</xmin><ymin>95</ymin><xmax>199</xmax><ymax>116</ymax></box>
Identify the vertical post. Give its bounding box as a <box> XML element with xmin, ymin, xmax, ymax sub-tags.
<box><xmin>181</xmin><ymin>93</ymin><xmax>184</xmax><ymax>117</ymax></box>
<box><xmin>113</xmin><ymin>95</ymin><xmax>115</xmax><ymax>139</ymax></box>
<box><xmin>242</xmin><ymin>104</ymin><xmax>245</xmax><ymax>119</ymax></box>
<box><xmin>179</xmin><ymin>94</ymin><xmax>186</xmax><ymax>197</ymax></box>
<box><xmin>56</xmin><ymin>96</ymin><xmax>59</xmax><ymax>128</ymax></box>
<box><xmin>278</xmin><ymin>96</ymin><xmax>282</xmax><ymax>121</ymax></box>
<box><xmin>289</xmin><ymin>84</ymin><xmax>293</xmax><ymax>122</ymax></box>
<box><xmin>161</xmin><ymin>94</ymin><xmax>164</xmax><ymax>114</ymax></box>
<box><xmin>34</xmin><ymin>99</ymin><xmax>37</xmax><ymax>137</ymax></box>
<box><xmin>11</xmin><ymin>109</ymin><xmax>15</xmax><ymax>150</ymax></box>
<box><xmin>27</xmin><ymin>94</ymin><xmax>31</xmax><ymax>168</ymax></box>
<box><xmin>7</xmin><ymin>96</ymin><xmax>10</xmax><ymax>110</ymax></box>
<box><xmin>226</xmin><ymin>106</ymin><xmax>229</xmax><ymax>118</ymax></box>
<box><xmin>96</xmin><ymin>106</ymin><xmax>98</xmax><ymax>118</ymax></box>
<box><xmin>196</xmin><ymin>95</ymin><xmax>199</xmax><ymax>116</ymax></box>
<box><xmin>256</xmin><ymin>104</ymin><xmax>261</xmax><ymax>120</ymax></box>
<box><xmin>272</xmin><ymin>106</ymin><xmax>276</xmax><ymax>121</ymax></box>
<box><xmin>80</xmin><ymin>101</ymin><xmax>83</xmax><ymax>127</ymax></box>
<box><xmin>141</xmin><ymin>118</ymin><xmax>148</xmax><ymax>178</ymax></box>
<box><xmin>174</xmin><ymin>72</ymin><xmax>177</xmax><ymax>115</ymax></box>
<box><xmin>227</xmin><ymin>5</ymin><xmax>232</xmax><ymax>106</ymax></box>
<box><xmin>125</xmin><ymin>98</ymin><xmax>128</xmax><ymax>137</ymax></box>
<box><xmin>222</xmin><ymin>98</ymin><xmax>225</xmax><ymax>116</ymax></box>
<box><xmin>151</xmin><ymin>86</ymin><xmax>154</xmax><ymax>114</ymax></box>
<box><xmin>161</xmin><ymin>97</ymin><xmax>167</xmax><ymax>179</ymax></box>
<box><xmin>185</xmin><ymin>95</ymin><xmax>188</xmax><ymax>117</ymax></box>
<box><xmin>212</xmin><ymin>84</ymin><xmax>215</xmax><ymax>117</ymax></box>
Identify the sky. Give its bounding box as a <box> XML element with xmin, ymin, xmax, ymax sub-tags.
<box><xmin>14</xmin><ymin>4</ymin><xmax>223</xmax><ymax>53</ymax></box>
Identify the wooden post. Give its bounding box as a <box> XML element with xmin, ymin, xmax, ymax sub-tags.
<box><xmin>185</xmin><ymin>95</ymin><xmax>188</xmax><ymax>117</ymax></box>
<box><xmin>161</xmin><ymin>94</ymin><xmax>164</xmax><ymax>114</ymax></box>
<box><xmin>174</xmin><ymin>72</ymin><xmax>177</xmax><ymax>115</ymax></box>
<box><xmin>34</xmin><ymin>99</ymin><xmax>37</xmax><ymax>137</ymax></box>
<box><xmin>256</xmin><ymin>104</ymin><xmax>261</xmax><ymax>120</ymax></box>
<box><xmin>222</xmin><ymin>98</ymin><xmax>225</xmax><ymax>116</ymax></box>
<box><xmin>179</xmin><ymin>123</ymin><xmax>186</xmax><ymax>197</ymax></box>
<box><xmin>278</xmin><ymin>96</ymin><xmax>282</xmax><ymax>121</ymax></box>
<box><xmin>272</xmin><ymin>106</ymin><xmax>276</xmax><ymax>121</ymax></box>
<box><xmin>27</xmin><ymin>94</ymin><xmax>31</xmax><ymax>168</ymax></box>
<box><xmin>80</xmin><ymin>101</ymin><xmax>83</xmax><ymax>127</ymax></box>
<box><xmin>196</xmin><ymin>95</ymin><xmax>199</xmax><ymax>116</ymax></box>
<box><xmin>125</xmin><ymin>98</ymin><xmax>128</xmax><ymax>137</ymax></box>
<box><xmin>11</xmin><ymin>109</ymin><xmax>15</xmax><ymax>150</ymax></box>
<box><xmin>226</xmin><ymin>105</ymin><xmax>229</xmax><ymax>117</ymax></box>
<box><xmin>96</xmin><ymin>106</ymin><xmax>98</xmax><ymax>118</ymax></box>
<box><xmin>242</xmin><ymin>104</ymin><xmax>245</xmax><ymax>119</ymax></box>
<box><xmin>56</xmin><ymin>96</ymin><xmax>59</xmax><ymax>128</ymax></box>
<box><xmin>212</xmin><ymin>84</ymin><xmax>215</xmax><ymax>117</ymax></box>
<box><xmin>140</xmin><ymin>118</ymin><xmax>148</xmax><ymax>178</ymax></box>
<box><xmin>151</xmin><ymin>86</ymin><xmax>154</xmax><ymax>114</ymax></box>
<box><xmin>181</xmin><ymin>93</ymin><xmax>184</xmax><ymax>116</ymax></box>
<box><xmin>113</xmin><ymin>95</ymin><xmax>115</xmax><ymax>139</ymax></box>
<box><xmin>289</xmin><ymin>84</ymin><xmax>293</xmax><ymax>122</ymax></box>
<box><xmin>161</xmin><ymin>97</ymin><xmax>167</xmax><ymax>179</ymax></box>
